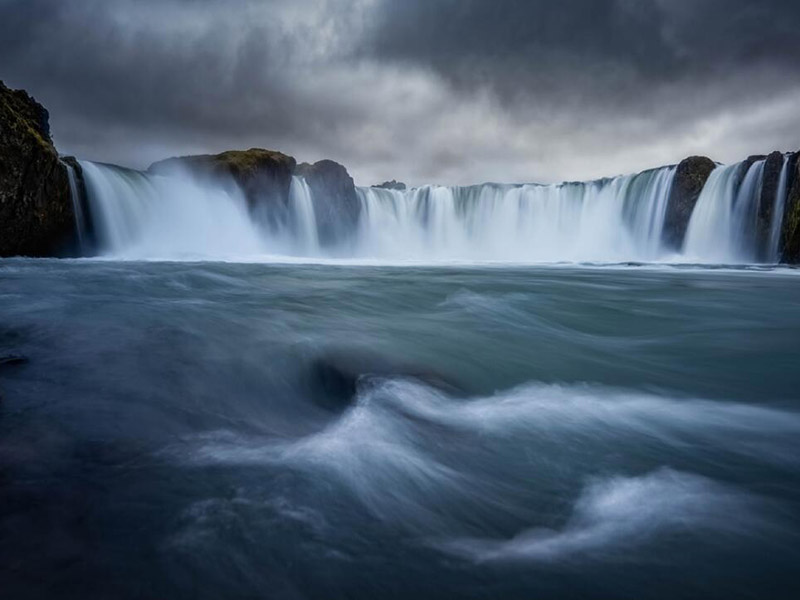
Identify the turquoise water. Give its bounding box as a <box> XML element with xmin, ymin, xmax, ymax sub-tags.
<box><xmin>1</xmin><ymin>260</ymin><xmax>799</xmax><ymax>599</ymax></box>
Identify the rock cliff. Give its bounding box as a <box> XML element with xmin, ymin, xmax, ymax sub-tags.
<box><xmin>0</xmin><ymin>81</ymin><xmax>74</xmax><ymax>257</ymax></box>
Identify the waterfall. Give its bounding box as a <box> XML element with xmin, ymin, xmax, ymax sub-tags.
<box><xmin>79</xmin><ymin>161</ymin><xmax>270</xmax><ymax>259</ymax></box>
<box><xmin>76</xmin><ymin>157</ymin><xmax>791</xmax><ymax>264</ymax></box>
<box><xmin>288</xmin><ymin>177</ymin><xmax>320</xmax><ymax>255</ymax></box>
<box><xmin>733</xmin><ymin>160</ymin><xmax>767</xmax><ymax>258</ymax></box>
<box><xmin>684</xmin><ymin>159</ymin><xmax>781</xmax><ymax>263</ymax></box>
<box><xmin>768</xmin><ymin>156</ymin><xmax>791</xmax><ymax>261</ymax></box>
<box><xmin>355</xmin><ymin>167</ymin><xmax>676</xmax><ymax>262</ymax></box>
<box><xmin>64</xmin><ymin>162</ymin><xmax>86</xmax><ymax>250</ymax></box>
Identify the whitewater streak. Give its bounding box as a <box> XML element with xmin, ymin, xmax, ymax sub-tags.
<box><xmin>76</xmin><ymin>157</ymin><xmax>793</xmax><ymax>263</ymax></box>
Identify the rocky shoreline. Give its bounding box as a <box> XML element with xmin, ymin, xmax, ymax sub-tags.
<box><xmin>2</xmin><ymin>80</ymin><xmax>800</xmax><ymax>261</ymax></box>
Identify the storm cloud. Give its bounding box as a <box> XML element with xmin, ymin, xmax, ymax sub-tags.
<box><xmin>2</xmin><ymin>0</ymin><xmax>799</xmax><ymax>185</ymax></box>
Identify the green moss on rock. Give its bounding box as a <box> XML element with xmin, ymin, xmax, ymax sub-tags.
<box><xmin>149</xmin><ymin>148</ymin><xmax>297</xmax><ymax>214</ymax></box>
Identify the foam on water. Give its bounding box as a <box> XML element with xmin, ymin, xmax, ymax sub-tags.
<box><xmin>441</xmin><ymin>468</ymin><xmax>770</xmax><ymax>563</ymax></box>
<box><xmin>178</xmin><ymin>378</ymin><xmax>800</xmax><ymax>547</ymax></box>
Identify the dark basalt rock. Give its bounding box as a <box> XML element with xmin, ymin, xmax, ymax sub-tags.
<box><xmin>373</xmin><ymin>179</ymin><xmax>406</xmax><ymax>191</ymax></box>
<box><xmin>779</xmin><ymin>152</ymin><xmax>800</xmax><ymax>263</ymax></box>
<box><xmin>0</xmin><ymin>81</ymin><xmax>75</xmax><ymax>257</ymax></box>
<box><xmin>150</xmin><ymin>148</ymin><xmax>297</xmax><ymax>218</ymax></box>
<box><xmin>296</xmin><ymin>160</ymin><xmax>361</xmax><ymax>245</ymax></box>
<box><xmin>662</xmin><ymin>156</ymin><xmax>716</xmax><ymax>251</ymax></box>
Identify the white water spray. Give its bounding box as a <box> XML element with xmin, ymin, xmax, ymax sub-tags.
<box><xmin>684</xmin><ymin>158</ymin><xmax>790</xmax><ymax>263</ymax></box>
<box><xmin>288</xmin><ymin>176</ymin><xmax>320</xmax><ymax>255</ymax></box>
<box><xmin>79</xmin><ymin>161</ymin><xmax>271</xmax><ymax>259</ymax></box>
<box><xmin>75</xmin><ymin>157</ymin><xmax>791</xmax><ymax>264</ymax></box>
<box><xmin>356</xmin><ymin>167</ymin><xmax>676</xmax><ymax>262</ymax></box>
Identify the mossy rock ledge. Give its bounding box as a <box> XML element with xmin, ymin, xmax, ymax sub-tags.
<box><xmin>0</xmin><ymin>80</ymin><xmax>74</xmax><ymax>257</ymax></box>
<box><xmin>149</xmin><ymin>152</ymin><xmax>361</xmax><ymax>244</ymax></box>
<box><xmin>150</xmin><ymin>149</ymin><xmax>297</xmax><ymax>214</ymax></box>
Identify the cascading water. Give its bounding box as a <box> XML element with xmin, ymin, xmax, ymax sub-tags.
<box><xmin>769</xmin><ymin>156</ymin><xmax>791</xmax><ymax>260</ymax></box>
<box><xmin>64</xmin><ymin>162</ymin><xmax>86</xmax><ymax>250</ymax></box>
<box><xmin>355</xmin><ymin>167</ymin><xmax>676</xmax><ymax>262</ymax></box>
<box><xmin>684</xmin><ymin>157</ymin><xmax>791</xmax><ymax>263</ymax></box>
<box><xmin>75</xmin><ymin>157</ymin><xmax>792</xmax><ymax>264</ymax></box>
<box><xmin>683</xmin><ymin>164</ymin><xmax>742</xmax><ymax>262</ymax></box>
<box><xmin>733</xmin><ymin>160</ymin><xmax>767</xmax><ymax>257</ymax></box>
<box><xmin>80</xmin><ymin>161</ymin><xmax>271</xmax><ymax>259</ymax></box>
<box><xmin>288</xmin><ymin>176</ymin><xmax>320</xmax><ymax>255</ymax></box>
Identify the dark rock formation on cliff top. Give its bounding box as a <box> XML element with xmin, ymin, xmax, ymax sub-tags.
<box><xmin>150</xmin><ymin>151</ymin><xmax>361</xmax><ymax>244</ymax></box>
<box><xmin>150</xmin><ymin>148</ymin><xmax>297</xmax><ymax>213</ymax></box>
<box><xmin>779</xmin><ymin>152</ymin><xmax>800</xmax><ymax>263</ymax></box>
<box><xmin>662</xmin><ymin>156</ymin><xmax>717</xmax><ymax>251</ymax></box>
<box><xmin>296</xmin><ymin>160</ymin><xmax>361</xmax><ymax>245</ymax></box>
<box><xmin>0</xmin><ymin>81</ymin><xmax>74</xmax><ymax>257</ymax></box>
<box><xmin>373</xmin><ymin>179</ymin><xmax>406</xmax><ymax>191</ymax></box>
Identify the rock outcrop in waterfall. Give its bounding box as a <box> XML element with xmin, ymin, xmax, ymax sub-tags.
<box><xmin>374</xmin><ymin>180</ymin><xmax>406</xmax><ymax>191</ymax></box>
<box><xmin>149</xmin><ymin>151</ymin><xmax>360</xmax><ymax>245</ymax></box>
<box><xmin>296</xmin><ymin>160</ymin><xmax>360</xmax><ymax>245</ymax></box>
<box><xmin>662</xmin><ymin>156</ymin><xmax>716</xmax><ymax>251</ymax></box>
<box><xmin>150</xmin><ymin>148</ymin><xmax>296</xmax><ymax>212</ymax></box>
<box><xmin>0</xmin><ymin>81</ymin><xmax>74</xmax><ymax>257</ymax></box>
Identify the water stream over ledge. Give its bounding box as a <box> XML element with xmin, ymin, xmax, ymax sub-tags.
<box><xmin>75</xmin><ymin>156</ymin><xmax>793</xmax><ymax>264</ymax></box>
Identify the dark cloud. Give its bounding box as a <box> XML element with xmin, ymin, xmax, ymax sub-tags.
<box><xmin>1</xmin><ymin>0</ymin><xmax>799</xmax><ymax>185</ymax></box>
<box><xmin>371</xmin><ymin>1</ymin><xmax>800</xmax><ymax>83</ymax></box>
<box><xmin>368</xmin><ymin>0</ymin><xmax>800</xmax><ymax>116</ymax></box>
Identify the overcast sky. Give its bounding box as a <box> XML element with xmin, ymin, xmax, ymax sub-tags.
<box><xmin>2</xmin><ymin>0</ymin><xmax>800</xmax><ymax>186</ymax></box>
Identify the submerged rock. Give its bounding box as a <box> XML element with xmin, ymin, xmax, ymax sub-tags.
<box><xmin>0</xmin><ymin>354</ymin><xmax>28</xmax><ymax>367</ymax></box>
<box><xmin>779</xmin><ymin>152</ymin><xmax>800</xmax><ymax>263</ymax></box>
<box><xmin>309</xmin><ymin>349</ymin><xmax>462</xmax><ymax>411</ymax></box>
<box><xmin>373</xmin><ymin>179</ymin><xmax>406</xmax><ymax>191</ymax></box>
<box><xmin>296</xmin><ymin>160</ymin><xmax>361</xmax><ymax>245</ymax></box>
<box><xmin>150</xmin><ymin>148</ymin><xmax>297</xmax><ymax>215</ymax></box>
<box><xmin>0</xmin><ymin>81</ymin><xmax>75</xmax><ymax>257</ymax></box>
<box><xmin>662</xmin><ymin>156</ymin><xmax>716</xmax><ymax>251</ymax></box>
